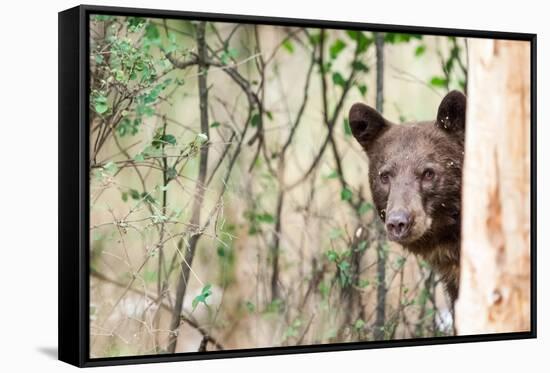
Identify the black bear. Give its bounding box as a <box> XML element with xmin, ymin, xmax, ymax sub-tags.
<box><xmin>348</xmin><ymin>91</ymin><xmax>467</xmax><ymax>302</ymax></box>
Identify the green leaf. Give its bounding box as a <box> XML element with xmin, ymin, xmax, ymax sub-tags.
<box><xmin>345</xmin><ymin>31</ymin><xmax>372</xmax><ymax>53</ymax></box>
<box><xmin>94</xmin><ymin>94</ymin><xmax>109</xmax><ymax>114</ymax></box>
<box><xmin>127</xmin><ymin>17</ymin><xmax>146</xmax><ymax>32</ymax></box>
<box><xmin>340</xmin><ymin>187</ymin><xmax>352</xmax><ymax>201</ymax></box>
<box><xmin>332</xmin><ymin>72</ymin><xmax>346</xmax><ymax>88</ymax></box>
<box><xmin>245</xmin><ymin>301</ymin><xmax>255</xmax><ymax>313</ymax></box>
<box><xmin>358</xmin><ymin>202</ymin><xmax>373</xmax><ymax>215</ymax></box>
<box><xmin>116</xmin><ymin>118</ymin><xmax>130</xmax><ymax>136</ymax></box>
<box><xmin>329</xmin><ymin>39</ymin><xmax>347</xmax><ymax>59</ymax></box>
<box><xmin>338</xmin><ymin>260</ymin><xmax>350</xmax><ymax>273</ymax></box>
<box><xmin>144</xmin><ymin>81</ymin><xmax>170</xmax><ymax>104</ymax></box>
<box><xmin>324</xmin><ymin>170</ymin><xmax>339</xmax><ymax>179</ymax></box>
<box><xmin>357</xmin><ymin>240</ymin><xmax>368</xmax><ymax>252</ymax></box>
<box><xmin>257</xmin><ymin>213</ymin><xmax>275</xmax><ymax>224</ymax></box>
<box><xmin>152</xmin><ymin>134</ymin><xmax>177</xmax><ymax>148</ymax></box>
<box><xmin>144</xmin><ymin>23</ymin><xmax>160</xmax><ymax>42</ymax></box>
<box><xmin>357</xmin><ymin>84</ymin><xmax>368</xmax><ymax>97</ymax></box>
<box><xmin>114</xmin><ymin>69</ymin><xmax>125</xmax><ymax>82</ymax></box>
<box><xmin>116</xmin><ymin>118</ymin><xmax>140</xmax><ymax>137</ymax></box>
<box><xmin>163</xmin><ymin>134</ymin><xmax>176</xmax><ymax>146</ymax></box>
<box><xmin>352</xmin><ymin>61</ymin><xmax>369</xmax><ymax>72</ymax></box>
<box><xmin>141</xmin><ymin>145</ymin><xmax>163</xmax><ymax>158</ymax></box>
<box><xmin>210</xmin><ymin>121</ymin><xmax>221</xmax><ymax>128</ymax></box>
<box><xmin>94</xmin><ymin>54</ymin><xmax>104</xmax><ymax>64</ymax></box>
<box><xmin>219</xmin><ymin>53</ymin><xmax>229</xmax><ymax>65</ymax></box>
<box><xmin>384</xmin><ymin>33</ymin><xmax>422</xmax><ymax>44</ymax></box>
<box><xmin>343</xmin><ymin>118</ymin><xmax>352</xmax><ymax>136</ymax></box>
<box><xmin>134</xmin><ymin>153</ymin><xmax>145</xmax><ymax>162</ymax></box>
<box><xmin>384</xmin><ymin>33</ymin><xmax>396</xmax><ymax>43</ymax></box>
<box><xmin>338</xmin><ymin>260</ymin><xmax>351</xmax><ymax>287</ymax></box>
<box><xmin>129</xmin><ymin>189</ymin><xmax>141</xmax><ymax>200</ymax></box>
<box><xmin>308</xmin><ymin>32</ymin><xmax>322</xmax><ymax>45</ymax></box>
<box><xmin>192</xmin><ymin>284</ymin><xmax>213</xmax><ymax>311</ymax></box>
<box><xmin>103</xmin><ymin>161</ymin><xmax>118</xmax><ymax>175</ymax></box>
<box><xmin>282</xmin><ymin>39</ymin><xmax>294</xmax><ymax>53</ymax></box>
<box><xmin>251</xmin><ymin>113</ymin><xmax>261</xmax><ymax>127</ymax></box>
<box><xmin>326</xmin><ymin>249</ymin><xmax>339</xmax><ymax>262</ymax></box>
<box><xmin>430</xmin><ymin>76</ymin><xmax>448</xmax><ymax>88</ymax></box>
<box><xmin>354</xmin><ymin>319</ymin><xmax>365</xmax><ymax>330</ymax></box>
<box><xmin>143</xmin><ymin>270</ymin><xmax>157</xmax><ymax>284</ymax></box>
<box><xmin>415</xmin><ymin>45</ymin><xmax>426</xmax><ymax>56</ymax></box>
<box><xmin>345</xmin><ymin>30</ymin><xmax>359</xmax><ymax>40</ymax></box>
<box><xmin>220</xmin><ymin>48</ymin><xmax>239</xmax><ymax>65</ymax></box>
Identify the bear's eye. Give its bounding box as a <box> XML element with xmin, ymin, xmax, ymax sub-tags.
<box><xmin>379</xmin><ymin>171</ymin><xmax>390</xmax><ymax>184</ymax></box>
<box><xmin>422</xmin><ymin>168</ymin><xmax>435</xmax><ymax>181</ymax></box>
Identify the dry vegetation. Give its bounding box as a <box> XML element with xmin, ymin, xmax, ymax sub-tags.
<box><xmin>88</xmin><ymin>15</ymin><xmax>467</xmax><ymax>357</ymax></box>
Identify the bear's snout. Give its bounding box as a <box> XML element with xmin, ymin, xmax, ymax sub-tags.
<box><xmin>386</xmin><ymin>210</ymin><xmax>414</xmax><ymax>242</ymax></box>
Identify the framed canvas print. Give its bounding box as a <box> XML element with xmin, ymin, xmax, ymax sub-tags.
<box><xmin>58</xmin><ymin>4</ymin><xmax>537</xmax><ymax>367</ymax></box>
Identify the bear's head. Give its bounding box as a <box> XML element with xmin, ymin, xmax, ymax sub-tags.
<box><xmin>348</xmin><ymin>91</ymin><xmax>466</xmax><ymax>253</ymax></box>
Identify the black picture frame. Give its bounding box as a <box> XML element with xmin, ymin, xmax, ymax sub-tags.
<box><xmin>58</xmin><ymin>4</ymin><xmax>537</xmax><ymax>368</ymax></box>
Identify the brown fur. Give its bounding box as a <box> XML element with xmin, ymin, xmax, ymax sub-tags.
<box><xmin>349</xmin><ymin>91</ymin><xmax>466</xmax><ymax>303</ymax></box>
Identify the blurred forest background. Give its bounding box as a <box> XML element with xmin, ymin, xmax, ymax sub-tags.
<box><xmin>88</xmin><ymin>14</ymin><xmax>468</xmax><ymax>357</ymax></box>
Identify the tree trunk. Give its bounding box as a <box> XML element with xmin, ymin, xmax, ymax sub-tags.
<box><xmin>456</xmin><ymin>39</ymin><xmax>531</xmax><ymax>334</ymax></box>
<box><xmin>167</xmin><ymin>21</ymin><xmax>210</xmax><ymax>353</ymax></box>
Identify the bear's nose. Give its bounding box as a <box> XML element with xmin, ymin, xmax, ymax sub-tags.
<box><xmin>386</xmin><ymin>210</ymin><xmax>413</xmax><ymax>240</ymax></box>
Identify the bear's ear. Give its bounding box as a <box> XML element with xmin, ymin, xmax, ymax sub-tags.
<box><xmin>349</xmin><ymin>103</ymin><xmax>388</xmax><ymax>149</ymax></box>
<box><xmin>435</xmin><ymin>90</ymin><xmax>467</xmax><ymax>136</ymax></box>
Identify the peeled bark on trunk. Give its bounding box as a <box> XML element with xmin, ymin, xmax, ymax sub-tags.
<box><xmin>456</xmin><ymin>39</ymin><xmax>531</xmax><ymax>335</ymax></box>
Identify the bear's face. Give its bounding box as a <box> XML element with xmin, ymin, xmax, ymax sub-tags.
<box><xmin>349</xmin><ymin>91</ymin><xmax>466</xmax><ymax>252</ymax></box>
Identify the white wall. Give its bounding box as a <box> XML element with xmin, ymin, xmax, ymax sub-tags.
<box><xmin>0</xmin><ymin>0</ymin><xmax>545</xmax><ymax>372</ymax></box>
